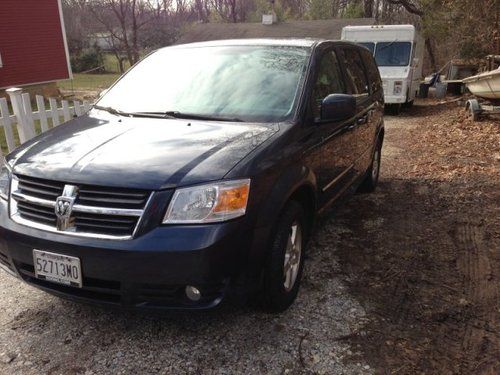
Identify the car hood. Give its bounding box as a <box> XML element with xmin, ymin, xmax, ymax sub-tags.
<box><xmin>9</xmin><ymin>109</ymin><xmax>278</xmax><ymax>190</ymax></box>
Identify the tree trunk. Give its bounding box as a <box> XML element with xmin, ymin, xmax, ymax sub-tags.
<box><xmin>425</xmin><ymin>37</ymin><xmax>438</xmax><ymax>72</ymax></box>
<box><xmin>364</xmin><ymin>0</ymin><xmax>374</xmax><ymax>18</ymax></box>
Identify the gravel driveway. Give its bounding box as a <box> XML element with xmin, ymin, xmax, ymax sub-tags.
<box><xmin>1</xmin><ymin>101</ymin><xmax>498</xmax><ymax>374</ymax></box>
<box><xmin>0</xmin><ymin>222</ymin><xmax>372</xmax><ymax>375</ymax></box>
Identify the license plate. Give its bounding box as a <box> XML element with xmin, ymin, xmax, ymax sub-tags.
<box><xmin>33</xmin><ymin>250</ymin><xmax>82</xmax><ymax>288</ymax></box>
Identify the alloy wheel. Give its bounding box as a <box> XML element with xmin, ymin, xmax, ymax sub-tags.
<box><xmin>283</xmin><ymin>222</ymin><xmax>302</xmax><ymax>292</ymax></box>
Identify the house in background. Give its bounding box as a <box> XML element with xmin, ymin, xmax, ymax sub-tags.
<box><xmin>0</xmin><ymin>0</ymin><xmax>72</xmax><ymax>96</ymax></box>
<box><xmin>177</xmin><ymin>18</ymin><xmax>375</xmax><ymax>44</ymax></box>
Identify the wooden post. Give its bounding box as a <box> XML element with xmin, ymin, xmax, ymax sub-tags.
<box><xmin>21</xmin><ymin>93</ymin><xmax>36</xmax><ymax>139</ymax></box>
<box><xmin>49</xmin><ymin>98</ymin><xmax>60</xmax><ymax>126</ymax></box>
<box><xmin>73</xmin><ymin>100</ymin><xmax>82</xmax><ymax>117</ymax></box>
<box><xmin>36</xmin><ymin>95</ymin><xmax>49</xmax><ymax>132</ymax></box>
<box><xmin>61</xmin><ymin>100</ymin><xmax>71</xmax><ymax>122</ymax></box>
<box><xmin>0</xmin><ymin>98</ymin><xmax>16</xmax><ymax>152</ymax></box>
<box><xmin>6</xmin><ymin>88</ymin><xmax>34</xmax><ymax>144</ymax></box>
<box><xmin>83</xmin><ymin>100</ymin><xmax>92</xmax><ymax>113</ymax></box>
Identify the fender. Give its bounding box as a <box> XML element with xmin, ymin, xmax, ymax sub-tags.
<box><xmin>239</xmin><ymin>163</ymin><xmax>318</xmax><ymax>290</ymax></box>
<box><xmin>256</xmin><ymin>164</ymin><xmax>317</xmax><ymax>230</ymax></box>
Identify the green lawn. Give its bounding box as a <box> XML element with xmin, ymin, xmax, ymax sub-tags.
<box><xmin>58</xmin><ymin>73</ymin><xmax>121</xmax><ymax>92</ymax></box>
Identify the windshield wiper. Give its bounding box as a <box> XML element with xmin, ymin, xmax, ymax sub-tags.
<box><xmin>94</xmin><ymin>107</ymin><xmax>176</xmax><ymax>119</ymax></box>
<box><xmin>161</xmin><ymin>111</ymin><xmax>243</xmax><ymax>122</ymax></box>
<box><xmin>94</xmin><ymin>107</ymin><xmax>243</xmax><ymax>122</ymax></box>
<box><xmin>94</xmin><ymin>105</ymin><xmax>130</xmax><ymax>117</ymax></box>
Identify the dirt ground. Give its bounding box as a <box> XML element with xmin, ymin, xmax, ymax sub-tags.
<box><xmin>335</xmin><ymin>100</ymin><xmax>500</xmax><ymax>374</ymax></box>
<box><xmin>0</xmin><ymin>100</ymin><xmax>498</xmax><ymax>374</ymax></box>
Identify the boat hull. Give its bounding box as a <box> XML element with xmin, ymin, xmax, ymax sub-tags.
<box><xmin>463</xmin><ymin>69</ymin><xmax>500</xmax><ymax>100</ymax></box>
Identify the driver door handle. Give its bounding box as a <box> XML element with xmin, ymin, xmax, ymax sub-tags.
<box><xmin>357</xmin><ymin>114</ymin><xmax>368</xmax><ymax>125</ymax></box>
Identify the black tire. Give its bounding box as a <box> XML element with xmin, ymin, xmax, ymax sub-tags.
<box><xmin>469</xmin><ymin>106</ymin><xmax>480</xmax><ymax>122</ymax></box>
<box><xmin>385</xmin><ymin>104</ymin><xmax>401</xmax><ymax>115</ymax></box>
<box><xmin>393</xmin><ymin>103</ymin><xmax>402</xmax><ymax>115</ymax></box>
<box><xmin>403</xmin><ymin>99</ymin><xmax>414</xmax><ymax>108</ymax></box>
<box><xmin>259</xmin><ymin>201</ymin><xmax>307</xmax><ymax>312</ymax></box>
<box><xmin>358</xmin><ymin>139</ymin><xmax>382</xmax><ymax>193</ymax></box>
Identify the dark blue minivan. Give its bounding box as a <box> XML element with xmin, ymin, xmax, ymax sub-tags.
<box><xmin>0</xmin><ymin>39</ymin><xmax>384</xmax><ymax>312</ymax></box>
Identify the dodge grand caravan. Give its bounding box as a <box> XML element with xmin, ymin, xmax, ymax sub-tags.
<box><xmin>0</xmin><ymin>39</ymin><xmax>384</xmax><ymax>312</ymax></box>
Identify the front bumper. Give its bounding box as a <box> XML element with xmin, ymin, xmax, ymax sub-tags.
<box><xmin>0</xmin><ymin>198</ymin><xmax>262</xmax><ymax>310</ymax></box>
<box><xmin>384</xmin><ymin>95</ymin><xmax>407</xmax><ymax>104</ymax></box>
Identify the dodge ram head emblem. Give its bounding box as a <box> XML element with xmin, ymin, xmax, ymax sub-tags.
<box><xmin>55</xmin><ymin>185</ymin><xmax>78</xmax><ymax>231</ymax></box>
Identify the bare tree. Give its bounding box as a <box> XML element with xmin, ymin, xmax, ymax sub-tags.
<box><xmin>193</xmin><ymin>0</ymin><xmax>211</xmax><ymax>22</ymax></box>
<box><xmin>88</xmin><ymin>0</ymin><xmax>152</xmax><ymax>67</ymax></box>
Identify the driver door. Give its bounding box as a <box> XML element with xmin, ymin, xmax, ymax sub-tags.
<box><xmin>310</xmin><ymin>49</ymin><xmax>358</xmax><ymax>208</ymax></box>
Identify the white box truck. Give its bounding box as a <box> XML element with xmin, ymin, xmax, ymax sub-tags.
<box><xmin>341</xmin><ymin>25</ymin><xmax>424</xmax><ymax>112</ymax></box>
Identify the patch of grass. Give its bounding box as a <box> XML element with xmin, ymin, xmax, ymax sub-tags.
<box><xmin>58</xmin><ymin>73</ymin><xmax>121</xmax><ymax>92</ymax></box>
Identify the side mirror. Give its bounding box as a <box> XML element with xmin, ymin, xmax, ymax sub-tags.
<box><xmin>320</xmin><ymin>94</ymin><xmax>356</xmax><ymax>122</ymax></box>
<box><xmin>412</xmin><ymin>58</ymin><xmax>420</xmax><ymax>67</ymax></box>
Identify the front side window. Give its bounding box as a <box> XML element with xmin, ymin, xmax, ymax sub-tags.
<box><xmin>311</xmin><ymin>51</ymin><xmax>346</xmax><ymax>119</ymax></box>
<box><xmin>375</xmin><ymin>42</ymin><xmax>412</xmax><ymax>67</ymax></box>
<box><xmin>97</xmin><ymin>45</ymin><xmax>311</xmax><ymax>123</ymax></box>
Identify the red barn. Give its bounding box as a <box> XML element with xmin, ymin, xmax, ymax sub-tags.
<box><xmin>0</xmin><ymin>0</ymin><xmax>72</xmax><ymax>90</ymax></box>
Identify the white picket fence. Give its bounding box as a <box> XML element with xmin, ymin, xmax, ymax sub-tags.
<box><xmin>0</xmin><ymin>88</ymin><xmax>93</xmax><ymax>158</ymax></box>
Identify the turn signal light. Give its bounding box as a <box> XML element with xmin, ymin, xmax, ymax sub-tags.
<box><xmin>213</xmin><ymin>183</ymin><xmax>249</xmax><ymax>213</ymax></box>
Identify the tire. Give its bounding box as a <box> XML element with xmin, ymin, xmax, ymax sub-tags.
<box><xmin>404</xmin><ymin>99</ymin><xmax>414</xmax><ymax>108</ymax></box>
<box><xmin>385</xmin><ymin>104</ymin><xmax>401</xmax><ymax>115</ymax></box>
<box><xmin>358</xmin><ymin>139</ymin><xmax>382</xmax><ymax>193</ymax></box>
<box><xmin>259</xmin><ymin>201</ymin><xmax>307</xmax><ymax>312</ymax></box>
<box><xmin>469</xmin><ymin>106</ymin><xmax>480</xmax><ymax>122</ymax></box>
<box><xmin>393</xmin><ymin>103</ymin><xmax>402</xmax><ymax>115</ymax></box>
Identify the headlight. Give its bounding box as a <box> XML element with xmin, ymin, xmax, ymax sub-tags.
<box><xmin>393</xmin><ymin>81</ymin><xmax>403</xmax><ymax>95</ymax></box>
<box><xmin>0</xmin><ymin>162</ymin><xmax>11</xmax><ymax>200</ymax></box>
<box><xmin>163</xmin><ymin>179</ymin><xmax>250</xmax><ymax>224</ymax></box>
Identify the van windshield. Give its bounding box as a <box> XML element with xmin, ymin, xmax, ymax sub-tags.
<box><xmin>375</xmin><ymin>42</ymin><xmax>412</xmax><ymax>67</ymax></box>
<box><xmin>97</xmin><ymin>45</ymin><xmax>311</xmax><ymax>123</ymax></box>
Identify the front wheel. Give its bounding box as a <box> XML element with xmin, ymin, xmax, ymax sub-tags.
<box><xmin>259</xmin><ymin>201</ymin><xmax>307</xmax><ymax>312</ymax></box>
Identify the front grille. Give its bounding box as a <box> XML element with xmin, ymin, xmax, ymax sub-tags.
<box><xmin>17</xmin><ymin>174</ymin><xmax>64</xmax><ymax>200</ymax></box>
<box><xmin>77</xmin><ymin>185</ymin><xmax>149</xmax><ymax>209</ymax></box>
<box><xmin>10</xmin><ymin>174</ymin><xmax>150</xmax><ymax>239</ymax></box>
<box><xmin>17</xmin><ymin>201</ymin><xmax>57</xmax><ymax>226</ymax></box>
<box><xmin>74</xmin><ymin>212</ymin><xmax>139</xmax><ymax>236</ymax></box>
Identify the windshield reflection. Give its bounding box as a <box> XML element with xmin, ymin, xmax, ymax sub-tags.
<box><xmin>97</xmin><ymin>45</ymin><xmax>311</xmax><ymax>123</ymax></box>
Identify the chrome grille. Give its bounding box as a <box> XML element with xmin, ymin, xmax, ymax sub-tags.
<box><xmin>17</xmin><ymin>174</ymin><xmax>64</xmax><ymax>200</ymax></box>
<box><xmin>77</xmin><ymin>185</ymin><xmax>149</xmax><ymax>209</ymax></box>
<box><xmin>10</xmin><ymin>174</ymin><xmax>151</xmax><ymax>239</ymax></box>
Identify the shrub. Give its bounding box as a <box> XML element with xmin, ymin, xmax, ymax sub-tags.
<box><xmin>71</xmin><ymin>47</ymin><xmax>105</xmax><ymax>73</ymax></box>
